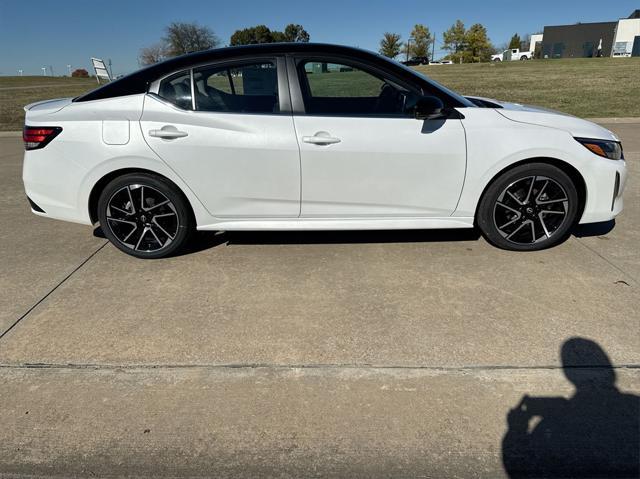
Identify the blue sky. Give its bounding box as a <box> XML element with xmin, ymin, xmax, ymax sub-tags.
<box><xmin>0</xmin><ymin>0</ymin><xmax>637</xmax><ymax>76</ymax></box>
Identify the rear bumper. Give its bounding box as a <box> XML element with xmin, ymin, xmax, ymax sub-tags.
<box><xmin>23</xmin><ymin>149</ymin><xmax>93</xmax><ymax>226</ymax></box>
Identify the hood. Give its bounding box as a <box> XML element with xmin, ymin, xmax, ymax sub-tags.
<box><xmin>465</xmin><ymin>96</ymin><xmax>619</xmax><ymax>142</ymax></box>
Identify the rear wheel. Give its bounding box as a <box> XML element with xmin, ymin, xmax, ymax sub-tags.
<box><xmin>476</xmin><ymin>163</ymin><xmax>579</xmax><ymax>251</ymax></box>
<box><xmin>97</xmin><ymin>173</ymin><xmax>193</xmax><ymax>259</ymax></box>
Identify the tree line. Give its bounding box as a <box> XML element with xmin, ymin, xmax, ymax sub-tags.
<box><xmin>380</xmin><ymin>20</ymin><xmax>495</xmax><ymax>63</ymax></box>
<box><xmin>139</xmin><ymin>22</ymin><xmax>310</xmax><ymax>65</ymax></box>
<box><xmin>139</xmin><ymin>21</ymin><xmax>532</xmax><ymax>66</ymax></box>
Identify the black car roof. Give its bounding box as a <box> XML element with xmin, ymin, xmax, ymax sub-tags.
<box><xmin>76</xmin><ymin>43</ymin><xmax>393</xmax><ymax>102</ymax></box>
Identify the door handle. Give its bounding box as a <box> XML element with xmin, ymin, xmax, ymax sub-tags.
<box><xmin>149</xmin><ymin>126</ymin><xmax>188</xmax><ymax>139</ymax></box>
<box><xmin>302</xmin><ymin>134</ymin><xmax>341</xmax><ymax>145</ymax></box>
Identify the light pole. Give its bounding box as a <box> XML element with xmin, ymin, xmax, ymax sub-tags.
<box><xmin>432</xmin><ymin>33</ymin><xmax>436</xmax><ymax>62</ymax></box>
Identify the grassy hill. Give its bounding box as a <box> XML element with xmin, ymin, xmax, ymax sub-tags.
<box><xmin>1</xmin><ymin>58</ymin><xmax>638</xmax><ymax>130</ymax></box>
<box><xmin>418</xmin><ymin>57</ymin><xmax>640</xmax><ymax>119</ymax></box>
<box><xmin>0</xmin><ymin>76</ymin><xmax>96</xmax><ymax>131</ymax></box>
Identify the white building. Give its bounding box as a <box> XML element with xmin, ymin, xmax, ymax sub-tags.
<box><xmin>612</xmin><ymin>10</ymin><xmax>640</xmax><ymax>56</ymax></box>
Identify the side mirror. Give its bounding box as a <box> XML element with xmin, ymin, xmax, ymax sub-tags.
<box><xmin>414</xmin><ymin>96</ymin><xmax>445</xmax><ymax>120</ymax></box>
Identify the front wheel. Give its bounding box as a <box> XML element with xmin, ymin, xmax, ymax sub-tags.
<box><xmin>97</xmin><ymin>173</ymin><xmax>194</xmax><ymax>259</ymax></box>
<box><xmin>476</xmin><ymin>164</ymin><xmax>579</xmax><ymax>251</ymax></box>
<box><xmin>520</xmin><ymin>56</ymin><xmax>529</xmax><ymax>61</ymax></box>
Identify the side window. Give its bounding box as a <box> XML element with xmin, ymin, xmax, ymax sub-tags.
<box><xmin>304</xmin><ymin>62</ymin><xmax>385</xmax><ymax>97</ymax></box>
<box><xmin>158</xmin><ymin>71</ymin><xmax>192</xmax><ymax>110</ymax></box>
<box><xmin>298</xmin><ymin>60</ymin><xmax>418</xmax><ymax>116</ymax></box>
<box><xmin>193</xmin><ymin>61</ymin><xmax>279</xmax><ymax>114</ymax></box>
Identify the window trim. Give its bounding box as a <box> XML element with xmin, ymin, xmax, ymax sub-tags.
<box><xmin>148</xmin><ymin>55</ymin><xmax>291</xmax><ymax>116</ymax></box>
<box><xmin>190</xmin><ymin>69</ymin><xmax>196</xmax><ymax>110</ymax></box>
<box><xmin>287</xmin><ymin>54</ymin><xmax>425</xmax><ymax>118</ymax></box>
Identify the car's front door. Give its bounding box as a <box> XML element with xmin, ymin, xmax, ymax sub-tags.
<box><xmin>291</xmin><ymin>58</ymin><xmax>467</xmax><ymax>218</ymax></box>
<box><xmin>141</xmin><ymin>58</ymin><xmax>300</xmax><ymax>218</ymax></box>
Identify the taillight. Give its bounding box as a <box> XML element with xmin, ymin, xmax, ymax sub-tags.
<box><xmin>23</xmin><ymin>126</ymin><xmax>62</xmax><ymax>150</ymax></box>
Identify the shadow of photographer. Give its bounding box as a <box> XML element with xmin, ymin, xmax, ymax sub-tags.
<box><xmin>502</xmin><ymin>337</ymin><xmax>639</xmax><ymax>478</ymax></box>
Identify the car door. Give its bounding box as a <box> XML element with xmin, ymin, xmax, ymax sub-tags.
<box><xmin>140</xmin><ymin>58</ymin><xmax>300</xmax><ymax>218</ymax></box>
<box><xmin>290</xmin><ymin>57</ymin><xmax>466</xmax><ymax>218</ymax></box>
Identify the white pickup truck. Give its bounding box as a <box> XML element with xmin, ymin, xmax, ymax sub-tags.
<box><xmin>491</xmin><ymin>48</ymin><xmax>533</xmax><ymax>61</ymax></box>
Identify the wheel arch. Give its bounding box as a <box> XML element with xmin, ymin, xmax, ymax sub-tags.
<box><xmin>88</xmin><ymin>168</ymin><xmax>196</xmax><ymax>225</ymax></box>
<box><xmin>474</xmin><ymin>157</ymin><xmax>587</xmax><ymax>224</ymax></box>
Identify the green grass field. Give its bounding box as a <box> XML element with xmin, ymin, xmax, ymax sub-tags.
<box><xmin>1</xmin><ymin>58</ymin><xmax>639</xmax><ymax>131</ymax></box>
<box><xmin>0</xmin><ymin>76</ymin><xmax>97</xmax><ymax>131</ymax></box>
<box><xmin>419</xmin><ymin>58</ymin><xmax>640</xmax><ymax>118</ymax></box>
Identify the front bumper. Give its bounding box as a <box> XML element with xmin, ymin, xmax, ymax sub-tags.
<box><xmin>579</xmin><ymin>158</ymin><xmax>627</xmax><ymax>224</ymax></box>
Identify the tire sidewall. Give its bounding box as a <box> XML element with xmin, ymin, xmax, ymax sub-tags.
<box><xmin>97</xmin><ymin>173</ymin><xmax>193</xmax><ymax>259</ymax></box>
<box><xmin>477</xmin><ymin>164</ymin><xmax>579</xmax><ymax>251</ymax></box>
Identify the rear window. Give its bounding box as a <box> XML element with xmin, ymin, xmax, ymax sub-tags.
<box><xmin>192</xmin><ymin>61</ymin><xmax>279</xmax><ymax>114</ymax></box>
<box><xmin>158</xmin><ymin>71</ymin><xmax>192</xmax><ymax>110</ymax></box>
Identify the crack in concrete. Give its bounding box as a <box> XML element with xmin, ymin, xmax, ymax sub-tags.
<box><xmin>0</xmin><ymin>242</ymin><xmax>108</xmax><ymax>341</ymax></box>
<box><xmin>0</xmin><ymin>362</ymin><xmax>637</xmax><ymax>372</ymax></box>
<box><xmin>574</xmin><ymin>237</ymin><xmax>637</xmax><ymax>283</ymax></box>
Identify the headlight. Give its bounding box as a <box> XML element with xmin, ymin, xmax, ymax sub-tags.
<box><xmin>575</xmin><ymin>137</ymin><xmax>624</xmax><ymax>160</ymax></box>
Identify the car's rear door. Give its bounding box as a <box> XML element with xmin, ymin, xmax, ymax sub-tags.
<box><xmin>140</xmin><ymin>57</ymin><xmax>300</xmax><ymax>218</ymax></box>
<box><xmin>289</xmin><ymin>56</ymin><xmax>466</xmax><ymax>218</ymax></box>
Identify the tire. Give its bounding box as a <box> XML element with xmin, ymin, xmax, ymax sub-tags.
<box><xmin>97</xmin><ymin>173</ymin><xmax>194</xmax><ymax>259</ymax></box>
<box><xmin>520</xmin><ymin>56</ymin><xmax>529</xmax><ymax>61</ymax></box>
<box><xmin>476</xmin><ymin>163</ymin><xmax>579</xmax><ymax>251</ymax></box>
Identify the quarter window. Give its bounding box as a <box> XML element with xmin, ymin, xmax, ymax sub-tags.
<box><xmin>158</xmin><ymin>71</ymin><xmax>193</xmax><ymax>110</ymax></box>
<box><xmin>193</xmin><ymin>61</ymin><xmax>279</xmax><ymax>113</ymax></box>
<box><xmin>298</xmin><ymin>60</ymin><xmax>418</xmax><ymax>116</ymax></box>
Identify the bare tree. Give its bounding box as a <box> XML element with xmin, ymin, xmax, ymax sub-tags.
<box><xmin>139</xmin><ymin>42</ymin><xmax>167</xmax><ymax>66</ymax></box>
<box><xmin>163</xmin><ymin>22</ymin><xmax>220</xmax><ymax>56</ymax></box>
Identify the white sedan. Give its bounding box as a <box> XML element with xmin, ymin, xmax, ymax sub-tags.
<box><xmin>23</xmin><ymin>43</ymin><xmax>626</xmax><ymax>258</ymax></box>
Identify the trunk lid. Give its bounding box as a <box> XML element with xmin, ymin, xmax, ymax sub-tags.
<box><xmin>24</xmin><ymin>98</ymin><xmax>73</xmax><ymax>121</ymax></box>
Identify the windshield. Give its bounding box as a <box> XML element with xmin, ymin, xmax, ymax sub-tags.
<box><xmin>383</xmin><ymin>55</ymin><xmax>476</xmax><ymax>108</ymax></box>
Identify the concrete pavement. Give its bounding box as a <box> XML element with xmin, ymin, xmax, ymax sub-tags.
<box><xmin>0</xmin><ymin>124</ymin><xmax>638</xmax><ymax>477</ymax></box>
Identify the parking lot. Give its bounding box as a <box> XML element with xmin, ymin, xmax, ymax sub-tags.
<box><xmin>0</xmin><ymin>123</ymin><xmax>638</xmax><ymax>477</ymax></box>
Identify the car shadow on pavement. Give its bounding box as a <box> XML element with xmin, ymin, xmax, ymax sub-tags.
<box><xmin>573</xmin><ymin>219</ymin><xmax>616</xmax><ymax>238</ymax></box>
<box><xmin>94</xmin><ymin>226</ymin><xmax>482</xmax><ymax>257</ymax></box>
<box><xmin>99</xmin><ymin>227</ymin><xmax>478</xmax><ymax>256</ymax></box>
<box><xmin>502</xmin><ymin>337</ymin><xmax>639</xmax><ymax>478</ymax></box>
<box><xmin>207</xmin><ymin>228</ymin><xmax>482</xmax><ymax>247</ymax></box>
<box><xmin>94</xmin><ymin>220</ymin><xmax>614</xmax><ymax>257</ymax></box>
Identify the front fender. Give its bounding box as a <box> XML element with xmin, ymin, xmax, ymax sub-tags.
<box><xmin>455</xmin><ymin>109</ymin><xmax>588</xmax><ymax>218</ymax></box>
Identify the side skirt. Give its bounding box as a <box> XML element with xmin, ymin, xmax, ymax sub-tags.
<box><xmin>197</xmin><ymin>217</ymin><xmax>475</xmax><ymax>231</ymax></box>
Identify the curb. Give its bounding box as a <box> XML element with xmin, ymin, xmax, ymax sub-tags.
<box><xmin>0</xmin><ymin>131</ymin><xmax>22</xmax><ymax>138</ymax></box>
